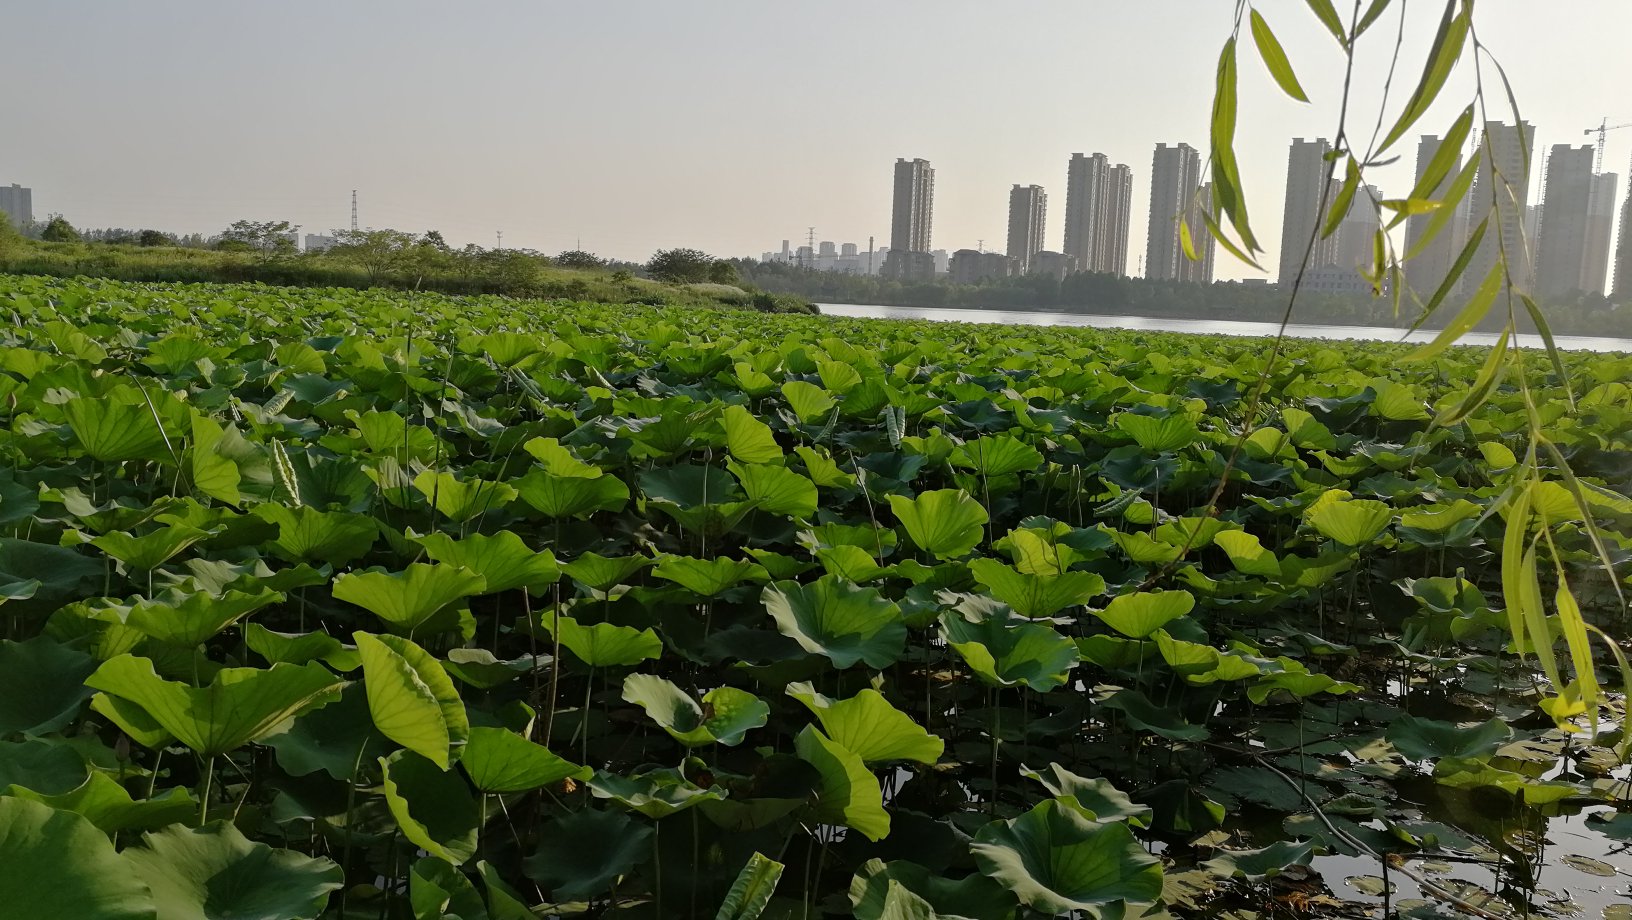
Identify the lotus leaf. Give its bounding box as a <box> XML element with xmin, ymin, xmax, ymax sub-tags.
<box><xmin>785</xmin><ymin>682</ymin><xmax>942</xmax><ymax>764</ymax></box>
<box><xmin>888</xmin><ymin>489</ymin><xmax>988</xmax><ymax>561</ymax></box>
<box><xmin>969</xmin><ymin>557</ymin><xmax>1105</xmax><ymax>619</ymax></box>
<box><xmin>622</xmin><ymin>674</ymin><xmax>769</xmax><ymax>746</ymax></box>
<box><xmin>849</xmin><ymin>858</ymin><xmax>1015</xmax><ymax>920</ymax></box>
<box><xmin>1092</xmin><ymin>590</ymin><xmax>1196</xmax><ymax>638</ymax></box>
<box><xmin>522</xmin><ymin>807</ymin><xmax>652</xmax><ymax>900</ymax></box>
<box><xmin>971</xmin><ymin>797</ymin><xmax>1163</xmax><ymax>916</ymax></box>
<box><xmin>588</xmin><ymin>766</ymin><xmax>725</xmax><ymax>818</ymax></box>
<box><xmin>417</xmin><ymin>530</ymin><xmax>560</xmax><ymax>594</ymax></box>
<box><xmin>354</xmin><ymin>632</ymin><xmax>468</xmax><ymax>769</ymax></box>
<box><xmin>380</xmin><ymin>749</ymin><xmax>482</xmax><ymax>865</ymax></box>
<box><xmin>332</xmin><ymin>563</ymin><xmax>486</xmax><ymax>635</ymax></box>
<box><xmin>794</xmin><ymin>725</ymin><xmax>890</xmax><ymax>841</ymax></box>
<box><xmin>762</xmin><ymin>576</ymin><xmax>906</xmax><ymax>669</ymax></box>
<box><xmin>0</xmin><ymin>797</ymin><xmax>156</xmax><ymax>919</ymax></box>
<box><xmin>548</xmin><ymin>614</ymin><xmax>663</xmax><ymax>667</ymax></box>
<box><xmin>461</xmin><ymin>726</ymin><xmax>590</xmax><ymax>793</ymax></box>
<box><xmin>939</xmin><ymin>611</ymin><xmax>1077</xmax><ymax>691</ymax></box>
<box><xmin>122</xmin><ymin>821</ymin><xmax>342</xmax><ymax>920</ymax></box>
<box><xmin>0</xmin><ymin>636</ymin><xmax>97</xmax><ymax>736</ymax></box>
<box><xmin>1385</xmin><ymin>714</ymin><xmax>1512</xmax><ymax>761</ymax></box>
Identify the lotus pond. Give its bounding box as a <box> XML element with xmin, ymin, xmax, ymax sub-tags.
<box><xmin>0</xmin><ymin>274</ymin><xmax>1629</xmax><ymax>920</ymax></box>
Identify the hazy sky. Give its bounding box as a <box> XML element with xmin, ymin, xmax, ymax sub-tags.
<box><xmin>6</xmin><ymin>2</ymin><xmax>1630</xmax><ymax>281</ymax></box>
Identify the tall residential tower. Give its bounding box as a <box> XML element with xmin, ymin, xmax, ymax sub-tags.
<box><xmin>1277</xmin><ymin>138</ymin><xmax>1337</xmax><ymax>285</ymax></box>
<box><xmin>1468</xmin><ymin>121</ymin><xmax>1536</xmax><ymax>290</ymax></box>
<box><xmin>0</xmin><ymin>184</ymin><xmax>32</xmax><ymax>226</ymax></box>
<box><xmin>1006</xmin><ymin>184</ymin><xmax>1047</xmax><ymax>273</ymax></box>
<box><xmin>1535</xmin><ymin>145</ymin><xmax>1596</xmax><ymax>298</ymax></box>
<box><xmin>1405</xmin><ymin>135</ymin><xmax>1468</xmax><ymax>298</ymax></box>
<box><xmin>1145</xmin><ymin>143</ymin><xmax>1208</xmax><ymax>283</ymax></box>
<box><xmin>884</xmin><ymin>158</ymin><xmax>936</xmax><ymax>281</ymax></box>
<box><xmin>1063</xmin><ymin>153</ymin><xmax>1133</xmax><ymax>275</ymax></box>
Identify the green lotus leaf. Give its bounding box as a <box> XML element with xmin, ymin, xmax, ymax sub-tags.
<box><xmin>939</xmin><ymin>611</ymin><xmax>1077</xmax><ymax>691</ymax></box>
<box><xmin>126</xmin><ymin>586</ymin><xmax>282</xmax><ymax>647</ymax></box>
<box><xmin>730</xmin><ymin>460</ymin><xmax>818</xmax><ymax>519</ymax></box>
<box><xmin>794</xmin><ymin>725</ymin><xmax>890</xmax><ymax>841</ymax></box>
<box><xmin>971</xmin><ymin>797</ymin><xmax>1163</xmax><ymax>916</ymax></box>
<box><xmin>995</xmin><ymin>524</ymin><xmax>1106</xmax><ymax>576</ymax></box>
<box><xmin>588</xmin><ymin>766</ymin><xmax>725</xmax><ymax>818</ymax></box>
<box><xmin>723</xmin><ymin>404</ymin><xmax>784</xmax><ymax>463</ymax></box>
<box><xmin>85</xmin><ymin>655</ymin><xmax>342</xmax><ymax>756</ymax></box>
<box><xmin>522</xmin><ymin>807</ymin><xmax>652</xmax><ymax>901</ymax></box>
<box><xmin>0</xmin><ymin>798</ymin><xmax>156</xmax><ymax>920</ymax></box>
<box><xmin>1246</xmin><ymin>669</ymin><xmax>1362</xmax><ymax>704</ymax></box>
<box><xmin>522</xmin><ymin>437</ymin><xmax>601</xmax><ymax>476</ymax></box>
<box><xmin>188</xmin><ymin>412</ymin><xmax>243</xmax><ymax>506</ymax></box>
<box><xmin>1201</xmin><ymin>840</ymin><xmax>1318</xmax><ymax>880</ymax></box>
<box><xmin>1385</xmin><ymin>714</ymin><xmax>1512</xmax><ymax>761</ymax></box>
<box><xmin>0</xmin><ymin>636</ymin><xmax>97</xmax><ymax>736</ymax></box>
<box><xmin>243</xmin><ymin>624</ymin><xmax>360</xmax><ymax>671</ymax></box>
<box><xmin>558</xmin><ymin>552</ymin><xmax>652</xmax><ymax>592</ymax></box>
<box><xmin>476</xmin><ymin>859</ymin><xmax>535</xmax><ymax>920</ymax></box>
<box><xmin>888</xmin><ymin>490</ymin><xmax>988</xmax><ymax>561</ymax></box>
<box><xmin>63</xmin><ymin>389</ymin><xmax>173</xmax><ymax>463</ymax></box>
<box><xmin>1075</xmin><ymin>634</ymin><xmax>1158</xmax><ymax>670</ymax></box>
<box><xmin>950</xmin><ymin>434</ymin><xmax>1044</xmax><ymax>477</ymax></box>
<box><xmin>354</xmin><ymin>632</ymin><xmax>467</xmax><ymax>769</ymax></box>
<box><xmin>0</xmin><ymin>573</ymin><xmax>40</xmax><ymax>603</ymax></box>
<box><xmin>515</xmin><ymin>466</ymin><xmax>630</xmax><ymax>518</ymax></box>
<box><xmin>0</xmin><ymin>538</ymin><xmax>109</xmax><ymax>619</ymax></box>
<box><xmin>1152</xmin><ymin>631</ymin><xmax>1263</xmax><ymax>684</ymax></box>
<box><xmin>461</xmin><ymin>726</ymin><xmax>590</xmax><ymax>793</ymax></box>
<box><xmin>639</xmin><ymin>463</ymin><xmax>743</xmax><ymax>507</ymax></box>
<box><xmin>794</xmin><ymin>445</ymin><xmax>857</xmax><ymax>489</ymax></box>
<box><xmin>1107</xmin><ymin>529</ymin><xmax>1184</xmax><ymax>564</ymax></box>
<box><xmin>1113</xmin><ymin>411</ymin><xmax>1200</xmax><ymax>452</ymax></box>
<box><xmin>412</xmin><ymin>469</ymin><xmax>518</xmax><ymax>522</ymax></box>
<box><xmin>970</xmin><ymin>557</ymin><xmax>1105</xmax><ymax>618</ymax></box>
<box><xmin>380</xmin><ymin>749</ymin><xmax>481</xmax><ymax>866</ymax></box>
<box><xmin>1369</xmin><ymin>379</ymin><xmax>1431</xmax><ymax>421</ymax></box>
<box><xmin>262</xmin><ymin>683</ymin><xmax>392</xmax><ymax>781</ymax></box>
<box><xmin>716</xmin><ymin>852</ymin><xmax>786</xmax><ymax>920</ymax></box>
<box><xmin>1212</xmin><ymin>530</ymin><xmax>1283</xmax><ymax>578</ymax></box>
<box><xmin>815</xmin><ymin>545</ymin><xmax>895</xmax><ymax>582</ymax></box>
<box><xmin>783</xmin><ymin>381</ymin><xmax>837</xmax><ymax>423</ymax></box>
<box><xmin>1306</xmin><ymin>498</ymin><xmax>1394</xmax><ymax>547</ymax></box>
<box><xmin>622</xmin><ymin>674</ymin><xmax>769</xmax><ymax>746</ymax></box>
<box><xmin>442</xmin><ymin>648</ymin><xmax>537</xmax><ymax>689</ymax></box>
<box><xmin>652</xmin><ymin>554</ymin><xmax>768</xmax><ymax>597</ymax></box>
<box><xmin>252</xmin><ymin>505</ymin><xmax>377</xmax><ymax>567</ymax></box>
<box><xmin>409</xmin><ymin>856</ymin><xmax>486</xmax><ymax>920</ymax></box>
<box><xmin>333</xmin><ymin>563</ymin><xmax>486</xmax><ymax>636</ymax></box>
<box><xmin>785</xmin><ymin>681</ymin><xmax>942</xmax><ymax>764</ymax></box>
<box><xmin>121</xmin><ymin>820</ymin><xmax>341</xmax><ymax>920</ymax></box>
<box><xmin>762</xmin><ymin>576</ymin><xmax>906</xmax><ymax>670</ymax></box>
<box><xmin>0</xmin><ymin>738</ymin><xmax>91</xmax><ymax>794</ymax></box>
<box><xmin>849</xmin><ymin>858</ymin><xmax>1016</xmax><ymax>920</ymax></box>
<box><xmin>92</xmin><ymin>523</ymin><xmax>210</xmax><ymax>573</ymax></box>
<box><xmin>547</xmin><ymin>614</ymin><xmax>663</xmax><ymax>667</ymax></box>
<box><xmin>4</xmin><ymin>771</ymin><xmax>195</xmax><ymax>834</ymax></box>
<box><xmin>417</xmin><ymin>530</ymin><xmax>560</xmax><ymax>594</ymax></box>
<box><xmin>1432</xmin><ymin>757</ymin><xmax>1580</xmax><ymax>804</ymax></box>
<box><xmin>1020</xmin><ymin>764</ymin><xmax>1152</xmax><ymax>826</ymax></box>
<box><xmin>1098</xmin><ymin>689</ymin><xmax>1208</xmax><ymax>741</ymax></box>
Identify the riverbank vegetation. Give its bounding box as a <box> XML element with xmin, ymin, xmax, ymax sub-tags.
<box><xmin>0</xmin><ymin>274</ymin><xmax>1628</xmax><ymax>918</ymax></box>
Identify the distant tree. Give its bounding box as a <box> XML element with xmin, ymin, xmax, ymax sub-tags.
<box><xmin>328</xmin><ymin>228</ymin><xmax>420</xmax><ymax>281</ymax></box>
<box><xmin>40</xmin><ymin>216</ymin><xmax>82</xmax><ymax>243</ymax></box>
<box><xmin>0</xmin><ymin>212</ymin><xmax>18</xmax><ymax>258</ymax></box>
<box><xmin>221</xmin><ymin>219</ymin><xmax>298</xmax><ymax>262</ymax></box>
<box><xmin>422</xmin><ymin>230</ymin><xmax>451</xmax><ymax>251</ymax></box>
<box><xmin>137</xmin><ymin>229</ymin><xmax>174</xmax><ymax>247</ymax></box>
<box><xmin>647</xmin><ymin>248</ymin><xmax>718</xmax><ymax>284</ymax></box>
<box><xmin>556</xmin><ymin>249</ymin><xmax>607</xmax><ymax>270</ymax></box>
<box><xmin>707</xmin><ymin>260</ymin><xmax>740</xmax><ymax>285</ymax></box>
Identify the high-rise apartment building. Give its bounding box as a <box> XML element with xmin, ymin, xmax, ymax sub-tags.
<box><xmin>1182</xmin><ymin>182</ymin><xmax>1217</xmax><ymax>284</ymax></box>
<box><xmin>1535</xmin><ymin>145</ymin><xmax>1596</xmax><ymax>298</ymax></box>
<box><xmin>1583</xmin><ymin>172</ymin><xmax>1618</xmax><ymax>297</ymax></box>
<box><xmin>1145</xmin><ymin>143</ymin><xmax>1203</xmax><ymax>282</ymax></box>
<box><xmin>1469</xmin><ymin>121</ymin><xmax>1536</xmax><ymax>290</ymax></box>
<box><xmin>0</xmin><ymin>184</ymin><xmax>33</xmax><ymax>226</ymax></box>
<box><xmin>1063</xmin><ymin>153</ymin><xmax>1133</xmax><ymax>275</ymax></box>
<box><xmin>1332</xmin><ymin>184</ymin><xmax>1381</xmax><ymax>272</ymax></box>
<box><xmin>1277</xmin><ymin>138</ymin><xmax>1338</xmax><ymax>285</ymax></box>
<box><xmin>1006</xmin><ymin>184</ymin><xmax>1046</xmax><ymax>273</ymax></box>
<box><xmin>1617</xmin><ymin>188</ymin><xmax>1632</xmax><ymax>302</ymax></box>
<box><xmin>884</xmin><ymin>158</ymin><xmax>935</xmax><ymax>280</ymax></box>
<box><xmin>1405</xmin><ymin>135</ymin><xmax>1468</xmax><ymax>298</ymax></box>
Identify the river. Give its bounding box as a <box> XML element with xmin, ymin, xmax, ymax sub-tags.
<box><xmin>817</xmin><ymin>303</ymin><xmax>1632</xmax><ymax>353</ymax></box>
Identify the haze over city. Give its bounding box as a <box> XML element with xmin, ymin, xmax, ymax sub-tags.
<box><xmin>5</xmin><ymin>1</ymin><xmax>1631</xmax><ymax>282</ymax></box>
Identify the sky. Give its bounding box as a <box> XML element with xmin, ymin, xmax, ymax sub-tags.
<box><xmin>5</xmin><ymin>1</ymin><xmax>1631</xmax><ymax>282</ymax></box>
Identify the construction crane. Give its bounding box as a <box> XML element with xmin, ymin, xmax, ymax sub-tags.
<box><xmin>1585</xmin><ymin>118</ymin><xmax>1632</xmax><ymax>172</ymax></box>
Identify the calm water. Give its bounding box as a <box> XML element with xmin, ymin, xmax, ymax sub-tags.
<box><xmin>818</xmin><ymin>303</ymin><xmax>1632</xmax><ymax>354</ymax></box>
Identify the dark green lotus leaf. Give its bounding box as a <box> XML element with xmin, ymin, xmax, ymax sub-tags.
<box><xmin>1202</xmin><ymin>840</ymin><xmax>1319</xmax><ymax>880</ymax></box>
<box><xmin>126</xmin><ymin>586</ymin><xmax>282</xmax><ymax>647</ymax></box>
<box><xmin>1385</xmin><ymin>714</ymin><xmax>1512</xmax><ymax>761</ymax></box>
<box><xmin>4</xmin><ymin>771</ymin><xmax>195</xmax><ymax>834</ymax></box>
<box><xmin>409</xmin><ymin>856</ymin><xmax>487</xmax><ymax>920</ymax></box>
<box><xmin>1020</xmin><ymin>763</ymin><xmax>1152</xmax><ymax>826</ymax></box>
<box><xmin>939</xmin><ymin>611</ymin><xmax>1077</xmax><ymax>691</ymax></box>
<box><xmin>971</xmin><ymin>797</ymin><xmax>1163</xmax><ymax>916</ymax></box>
<box><xmin>380</xmin><ymin>749</ymin><xmax>481</xmax><ymax>865</ymax></box>
<box><xmin>475</xmin><ymin>859</ymin><xmax>534</xmax><ymax>920</ymax></box>
<box><xmin>0</xmin><ymin>538</ymin><xmax>104</xmax><ymax>619</ymax></box>
<box><xmin>461</xmin><ymin>726</ymin><xmax>590</xmax><ymax>793</ymax></box>
<box><xmin>849</xmin><ymin>858</ymin><xmax>1016</xmax><ymax>920</ymax></box>
<box><xmin>0</xmin><ymin>636</ymin><xmax>97</xmax><ymax>736</ymax></box>
<box><xmin>785</xmin><ymin>681</ymin><xmax>942</xmax><ymax>764</ymax></box>
<box><xmin>1097</xmin><ymin>689</ymin><xmax>1208</xmax><ymax>741</ymax></box>
<box><xmin>332</xmin><ymin>563</ymin><xmax>486</xmax><ymax>636</ymax></box>
<box><xmin>122</xmin><ymin>820</ymin><xmax>343</xmax><ymax>920</ymax></box>
<box><xmin>522</xmin><ymin>807</ymin><xmax>652</xmax><ymax>901</ymax></box>
<box><xmin>0</xmin><ymin>797</ymin><xmax>156</xmax><ymax>919</ymax></box>
<box><xmin>558</xmin><ymin>552</ymin><xmax>652</xmax><ymax>592</ymax></box>
<box><xmin>762</xmin><ymin>575</ymin><xmax>906</xmax><ymax>669</ymax></box>
<box><xmin>730</xmin><ymin>460</ymin><xmax>818</xmax><ymax>519</ymax></box>
<box><xmin>794</xmin><ymin>725</ymin><xmax>890</xmax><ymax>841</ymax></box>
<box><xmin>588</xmin><ymin>766</ymin><xmax>726</xmax><ymax>819</ymax></box>
<box><xmin>622</xmin><ymin>674</ymin><xmax>769</xmax><ymax>746</ymax></box>
<box><xmin>86</xmin><ymin>655</ymin><xmax>343</xmax><ymax>756</ymax></box>
<box><xmin>888</xmin><ymin>489</ymin><xmax>988</xmax><ymax>561</ymax></box>
<box><xmin>652</xmin><ymin>554</ymin><xmax>768</xmax><ymax>597</ymax></box>
<box><xmin>243</xmin><ymin>624</ymin><xmax>360</xmax><ymax>671</ymax></box>
<box><xmin>412</xmin><ymin>469</ymin><xmax>518</xmax><ymax>523</ymax></box>
<box><xmin>443</xmin><ymin>648</ymin><xmax>538</xmax><ymax>689</ymax></box>
<box><xmin>639</xmin><ymin>463</ymin><xmax>743</xmax><ymax>508</ymax></box>
<box><xmin>969</xmin><ymin>557</ymin><xmax>1105</xmax><ymax>619</ymax></box>
<box><xmin>417</xmin><ymin>530</ymin><xmax>560</xmax><ymax>594</ymax></box>
<box><xmin>354</xmin><ymin>632</ymin><xmax>468</xmax><ymax>769</ymax></box>
<box><xmin>547</xmin><ymin>614</ymin><xmax>662</xmax><ymax>667</ymax></box>
<box><xmin>252</xmin><ymin>505</ymin><xmax>377</xmax><ymax>567</ymax></box>
<box><xmin>91</xmin><ymin>523</ymin><xmax>210</xmax><ymax>573</ymax></box>
<box><xmin>263</xmin><ymin>683</ymin><xmax>392</xmax><ymax>781</ymax></box>
<box><xmin>0</xmin><ymin>738</ymin><xmax>91</xmax><ymax>795</ymax></box>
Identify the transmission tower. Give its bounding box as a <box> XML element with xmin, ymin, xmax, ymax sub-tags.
<box><xmin>350</xmin><ymin>190</ymin><xmax>359</xmax><ymax>232</ymax></box>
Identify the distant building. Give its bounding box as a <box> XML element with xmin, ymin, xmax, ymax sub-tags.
<box><xmin>1063</xmin><ymin>153</ymin><xmax>1133</xmax><ymax>275</ymax></box>
<box><xmin>1469</xmin><ymin>121</ymin><xmax>1536</xmax><ymax>290</ymax></box>
<box><xmin>1584</xmin><ymin>172</ymin><xmax>1618</xmax><ymax>297</ymax></box>
<box><xmin>841</xmin><ymin>242</ymin><xmax>858</xmax><ymax>258</ymax></box>
<box><xmin>1301</xmin><ymin>264</ymin><xmax>1374</xmax><ymax>296</ymax></box>
<box><xmin>1145</xmin><ymin>143</ymin><xmax>1207</xmax><ymax>283</ymax></box>
<box><xmin>1188</xmin><ymin>182</ymin><xmax>1216</xmax><ymax>284</ymax></box>
<box><xmin>818</xmin><ymin>241</ymin><xmax>837</xmax><ymax>259</ymax></box>
<box><xmin>1615</xmin><ymin>186</ymin><xmax>1632</xmax><ymax>302</ymax></box>
<box><xmin>1029</xmin><ymin>250</ymin><xmax>1076</xmax><ymax>281</ymax></box>
<box><xmin>884</xmin><ymin>157</ymin><xmax>935</xmax><ymax>281</ymax></box>
<box><xmin>1332</xmin><ymin>184</ymin><xmax>1381</xmax><ymax>272</ymax></box>
<box><xmin>1006</xmin><ymin>184</ymin><xmax>1046</xmax><ymax>273</ymax></box>
<box><xmin>1535</xmin><ymin>145</ymin><xmax>1596</xmax><ymax>298</ymax></box>
<box><xmin>882</xmin><ymin>249</ymin><xmax>936</xmax><ymax>282</ymax></box>
<box><xmin>931</xmin><ymin>249</ymin><xmax>949</xmax><ymax>274</ymax></box>
<box><xmin>949</xmin><ymin>249</ymin><xmax>1011</xmax><ymax>284</ymax></box>
<box><xmin>0</xmin><ymin>184</ymin><xmax>32</xmax><ymax>226</ymax></box>
<box><xmin>1405</xmin><ymin>135</ymin><xmax>1468</xmax><ymax>300</ymax></box>
<box><xmin>1278</xmin><ymin>138</ymin><xmax>1338</xmax><ymax>284</ymax></box>
<box><xmin>303</xmin><ymin>233</ymin><xmax>336</xmax><ymax>252</ymax></box>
